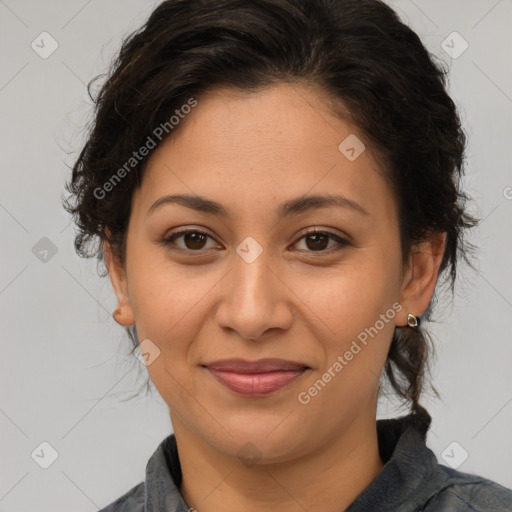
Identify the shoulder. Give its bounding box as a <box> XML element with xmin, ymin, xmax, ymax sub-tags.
<box><xmin>97</xmin><ymin>481</ymin><xmax>145</xmax><ymax>512</ymax></box>
<box><xmin>421</xmin><ymin>465</ymin><xmax>512</xmax><ymax>512</ymax></box>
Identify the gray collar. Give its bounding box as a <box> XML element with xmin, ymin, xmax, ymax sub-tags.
<box><xmin>141</xmin><ymin>412</ymin><xmax>446</xmax><ymax>512</ymax></box>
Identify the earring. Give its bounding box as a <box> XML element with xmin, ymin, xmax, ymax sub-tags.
<box><xmin>407</xmin><ymin>313</ymin><xmax>420</xmax><ymax>328</ymax></box>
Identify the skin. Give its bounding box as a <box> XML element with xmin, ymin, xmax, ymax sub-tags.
<box><xmin>106</xmin><ymin>82</ymin><xmax>445</xmax><ymax>512</ymax></box>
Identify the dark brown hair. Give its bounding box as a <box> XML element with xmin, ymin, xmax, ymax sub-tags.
<box><xmin>64</xmin><ymin>0</ymin><xmax>477</xmax><ymax>417</ymax></box>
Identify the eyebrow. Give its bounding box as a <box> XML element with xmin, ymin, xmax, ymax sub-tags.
<box><xmin>148</xmin><ymin>193</ymin><xmax>369</xmax><ymax>217</ymax></box>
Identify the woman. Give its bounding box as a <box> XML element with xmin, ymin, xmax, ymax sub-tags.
<box><xmin>64</xmin><ymin>0</ymin><xmax>512</xmax><ymax>510</ymax></box>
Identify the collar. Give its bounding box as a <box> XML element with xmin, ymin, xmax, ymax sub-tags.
<box><xmin>143</xmin><ymin>412</ymin><xmax>444</xmax><ymax>512</ymax></box>
<box><xmin>346</xmin><ymin>412</ymin><xmax>446</xmax><ymax>512</ymax></box>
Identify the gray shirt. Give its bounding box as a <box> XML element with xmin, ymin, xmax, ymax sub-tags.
<box><xmin>98</xmin><ymin>412</ymin><xmax>512</xmax><ymax>511</ymax></box>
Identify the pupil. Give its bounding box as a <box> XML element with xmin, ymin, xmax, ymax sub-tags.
<box><xmin>185</xmin><ymin>232</ymin><xmax>206</xmax><ymax>250</ymax></box>
<box><xmin>307</xmin><ymin>234</ymin><xmax>327</xmax><ymax>251</ymax></box>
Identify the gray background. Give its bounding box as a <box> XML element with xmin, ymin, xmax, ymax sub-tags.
<box><xmin>0</xmin><ymin>0</ymin><xmax>511</xmax><ymax>510</ymax></box>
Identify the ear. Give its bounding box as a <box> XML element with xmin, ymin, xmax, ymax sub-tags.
<box><xmin>396</xmin><ymin>231</ymin><xmax>446</xmax><ymax>327</ymax></box>
<box><xmin>104</xmin><ymin>241</ymin><xmax>135</xmax><ymax>327</ymax></box>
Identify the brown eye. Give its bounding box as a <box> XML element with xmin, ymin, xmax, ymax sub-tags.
<box><xmin>304</xmin><ymin>233</ymin><xmax>330</xmax><ymax>251</ymax></box>
<box><xmin>160</xmin><ymin>230</ymin><xmax>218</xmax><ymax>251</ymax></box>
<box><xmin>294</xmin><ymin>230</ymin><xmax>349</xmax><ymax>253</ymax></box>
<box><xmin>181</xmin><ymin>232</ymin><xmax>208</xmax><ymax>250</ymax></box>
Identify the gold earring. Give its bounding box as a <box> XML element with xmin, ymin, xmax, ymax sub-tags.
<box><xmin>407</xmin><ymin>313</ymin><xmax>419</xmax><ymax>328</ymax></box>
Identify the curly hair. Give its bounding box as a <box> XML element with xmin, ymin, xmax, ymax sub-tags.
<box><xmin>63</xmin><ymin>0</ymin><xmax>478</xmax><ymax>417</ymax></box>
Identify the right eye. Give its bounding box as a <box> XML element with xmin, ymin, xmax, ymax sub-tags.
<box><xmin>158</xmin><ymin>229</ymin><xmax>221</xmax><ymax>252</ymax></box>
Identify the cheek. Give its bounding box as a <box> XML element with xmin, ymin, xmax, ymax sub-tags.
<box><xmin>125</xmin><ymin>259</ymin><xmax>215</xmax><ymax>401</ymax></box>
<box><xmin>126</xmin><ymin>241</ymin><xmax>217</xmax><ymax>332</ymax></box>
<box><xmin>293</xmin><ymin>258</ymin><xmax>400</xmax><ymax>346</ymax></box>
<box><xmin>132</xmin><ymin>283</ymin><xmax>215</xmax><ymax>358</ymax></box>
<box><xmin>295</xmin><ymin>259</ymin><xmax>401</xmax><ymax>409</ymax></box>
<box><xmin>296</xmin><ymin>274</ymin><xmax>398</xmax><ymax>417</ymax></box>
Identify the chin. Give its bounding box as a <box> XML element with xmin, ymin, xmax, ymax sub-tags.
<box><xmin>197</xmin><ymin>413</ymin><xmax>307</xmax><ymax>465</ymax></box>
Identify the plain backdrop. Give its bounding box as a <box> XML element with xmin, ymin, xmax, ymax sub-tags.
<box><xmin>1</xmin><ymin>0</ymin><xmax>511</xmax><ymax>510</ymax></box>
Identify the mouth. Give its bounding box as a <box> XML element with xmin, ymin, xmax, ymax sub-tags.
<box><xmin>202</xmin><ymin>358</ymin><xmax>311</xmax><ymax>397</ymax></box>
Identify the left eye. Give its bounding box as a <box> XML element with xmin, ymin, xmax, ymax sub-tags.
<box><xmin>294</xmin><ymin>229</ymin><xmax>348</xmax><ymax>252</ymax></box>
<box><xmin>159</xmin><ymin>229</ymin><xmax>348</xmax><ymax>253</ymax></box>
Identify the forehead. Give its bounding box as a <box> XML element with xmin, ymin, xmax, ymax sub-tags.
<box><xmin>133</xmin><ymin>83</ymin><xmax>395</xmax><ymax>223</ymax></box>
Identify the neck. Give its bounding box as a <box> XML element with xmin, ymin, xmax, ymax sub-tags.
<box><xmin>173</xmin><ymin>411</ymin><xmax>384</xmax><ymax>512</ymax></box>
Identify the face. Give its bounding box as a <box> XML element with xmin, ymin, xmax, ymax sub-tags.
<box><xmin>107</xmin><ymin>82</ymin><xmax>442</xmax><ymax>463</ymax></box>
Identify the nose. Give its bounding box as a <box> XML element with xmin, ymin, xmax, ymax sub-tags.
<box><xmin>214</xmin><ymin>246</ymin><xmax>293</xmax><ymax>341</ymax></box>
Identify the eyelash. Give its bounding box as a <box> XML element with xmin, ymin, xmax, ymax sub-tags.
<box><xmin>158</xmin><ymin>228</ymin><xmax>350</xmax><ymax>255</ymax></box>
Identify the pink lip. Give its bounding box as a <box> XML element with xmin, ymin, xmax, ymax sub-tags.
<box><xmin>203</xmin><ymin>358</ymin><xmax>310</xmax><ymax>397</ymax></box>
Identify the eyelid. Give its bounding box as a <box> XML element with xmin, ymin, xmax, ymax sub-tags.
<box><xmin>158</xmin><ymin>228</ymin><xmax>221</xmax><ymax>251</ymax></box>
<box><xmin>293</xmin><ymin>227</ymin><xmax>351</xmax><ymax>253</ymax></box>
<box><xmin>296</xmin><ymin>226</ymin><xmax>350</xmax><ymax>243</ymax></box>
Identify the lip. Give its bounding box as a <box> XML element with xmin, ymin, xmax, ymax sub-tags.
<box><xmin>203</xmin><ymin>358</ymin><xmax>310</xmax><ymax>397</ymax></box>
